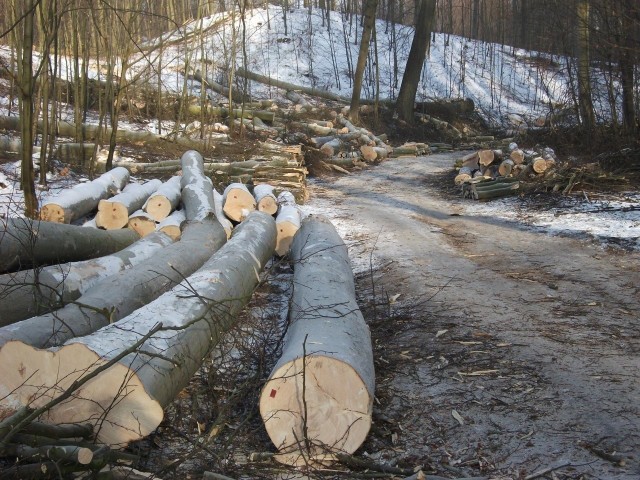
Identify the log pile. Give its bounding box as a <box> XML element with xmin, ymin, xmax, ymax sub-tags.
<box><xmin>454</xmin><ymin>143</ymin><xmax>560</xmax><ymax>200</ymax></box>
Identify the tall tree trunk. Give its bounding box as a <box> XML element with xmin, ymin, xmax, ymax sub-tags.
<box><xmin>18</xmin><ymin>0</ymin><xmax>38</xmax><ymax>218</ymax></box>
<box><xmin>619</xmin><ymin>1</ymin><xmax>637</xmax><ymax>135</ymax></box>
<box><xmin>395</xmin><ymin>0</ymin><xmax>436</xmax><ymax>124</ymax></box>
<box><xmin>349</xmin><ymin>0</ymin><xmax>378</xmax><ymax>124</ymax></box>
<box><xmin>576</xmin><ymin>0</ymin><xmax>595</xmax><ymax>130</ymax></box>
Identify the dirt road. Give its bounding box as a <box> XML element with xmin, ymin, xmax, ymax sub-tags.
<box><xmin>307</xmin><ymin>153</ymin><xmax>640</xmax><ymax>479</ymax></box>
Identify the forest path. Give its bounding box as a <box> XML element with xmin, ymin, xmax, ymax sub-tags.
<box><xmin>307</xmin><ymin>153</ymin><xmax>640</xmax><ymax>479</ymax></box>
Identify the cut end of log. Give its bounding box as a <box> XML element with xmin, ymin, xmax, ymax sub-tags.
<box><xmin>0</xmin><ymin>341</ymin><xmax>163</xmax><ymax>446</ymax></box>
<box><xmin>158</xmin><ymin>225</ymin><xmax>181</xmax><ymax>240</ymax></box>
<box><xmin>260</xmin><ymin>355</ymin><xmax>372</xmax><ymax>457</ymax></box>
<box><xmin>531</xmin><ymin>157</ymin><xmax>548</xmax><ymax>174</ymax></box>
<box><xmin>39</xmin><ymin>204</ymin><xmax>68</xmax><ymax>224</ymax></box>
<box><xmin>128</xmin><ymin>216</ymin><xmax>157</xmax><ymax>237</ymax></box>
<box><xmin>257</xmin><ymin>196</ymin><xmax>278</xmax><ymax>216</ymax></box>
<box><xmin>96</xmin><ymin>200</ymin><xmax>129</xmax><ymax>230</ymax></box>
<box><xmin>145</xmin><ymin>197</ymin><xmax>173</xmax><ymax>222</ymax></box>
<box><xmin>223</xmin><ymin>187</ymin><xmax>256</xmax><ymax>222</ymax></box>
<box><xmin>275</xmin><ymin>221</ymin><xmax>299</xmax><ymax>256</ymax></box>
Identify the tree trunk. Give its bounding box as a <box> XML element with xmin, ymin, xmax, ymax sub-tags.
<box><xmin>40</xmin><ymin>167</ymin><xmax>130</xmax><ymax>224</ymax></box>
<box><xmin>213</xmin><ymin>189</ymin><xmax>233</xmax><ymax>239</ymax></box>
<box><xmin>349</xmin><ymin>0</ymin><xmax>378</xmax><ymax>123</ymax></box>
<box><xmin>0</xmin><ymin>212</ymin><xmax>276</xmax><ymax>447</ymax></box>
<box><xmin>576</xmin><ymin>0</ymin><xmax>595</xmax><ymax>130</ymax></box>
<box><xmin>260</xmin><ymin>216</ymin><xmax>374</xmax><ymax>462</ymax></box>
<box><xmin>0</xmin><ymin>219</ymin><xmax>139</xmax><ymax>273</ymax></box>
<box><xmin>142</xmin><ymin>176</ymin><xmax>181</xmax><ymax>222</ymax></box>
<box><xmin>395</xmin><ymin>0</ymin><xmax>436</xmax><ymax>124</ymax></box>
<box><xmin>0</xmin><ymin>231</ymin><xmax>174</xmax><ymax>326</ymax></box>
<box><xmin>95</xmin><ymin>179</ymin><xmax>163</xmax><ymax>230</ymax></box>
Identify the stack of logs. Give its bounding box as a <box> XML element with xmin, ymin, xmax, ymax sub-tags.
<box><xmin>454</xmin><ymin>142</ymin><xmax>558</xmax><ymax>200</ymax></box>
<box><xmin>0</xmin><ymin>152</ymin><xmax>373</xmax><ymax>474</ymax></box>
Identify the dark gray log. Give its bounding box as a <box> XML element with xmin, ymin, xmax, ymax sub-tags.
<box><xmin>0</xmin><ymin>212</ymin><xmax>276</xmax><ymax>446</ymax></box>
<box><xmin>0</xmin><ymin>219</ymin><xmax>140</xmax><ymax>273</ymax></box>
<box><xmin>0</xmin><ymin>231</ymin><xmax>175</xmax><ymax>326</ymax></box>
<box><xmin>260</xmin><ymin>215</ymin><xmax>374</xmax><ymax>459</ymax></box>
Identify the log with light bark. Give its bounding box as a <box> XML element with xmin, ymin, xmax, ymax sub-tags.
<box><xmin>157</xmin><ymin>209</ymin><xmax>186</xmax><ymax>240</ymax></box>
<box><xmin>319</xmin><ymin>138</ymin><xmax>343</xmax><ymax>157</ymax></box>
<box><xmin>190</xmin><ymin>69</ymin><xmax>247</xmax><ymax>104</ymax></box>
<box><xmin>285</xmin><ymin>90</ymin><xmax>313</xmax><ymax>111</ymax></box>
<box><xmin>54</xmin><ymin>143</ymin><xmax>97</xmax><ymax>167</ymax></box>
<box><xmin>461</xmin><ymin>151</ymin><xmax>480</xmax><ymax>169</ymax></box>
<box><xmin>360</xmin><ymin>145</ymin><xmax>388</xmax><ymax>162</ymax></box>
<box><xmin>127</xmin><ymin>210</ymin><xmax>157</xmax><ymax>237</ymax></box>
<box><xmin>530</xmin><ymin>157</ymin><xmax>548</xmax><ymax>174</ymax></box>
<box><xmin>95</xmin><ymin>180</ymin><xmax>162</xmax><ymax>230</ymax></box>
<box><xmin>0</xmin><ymin>212</ymin><xmax>276</xmax><ymax>446</ymax></box>
<box><xmin>187</xmin><ymin>105</ymin><xmax>275</xmax><ymax>123</ymax></box>
<box><xmin>274</xmin><ymin>205</ymin><xmax>301</xmax><ymax>256</ymax></box>
<box><xmin>223</xmin><ymin>183</ymin><xmax>256</xmax><ymax>222</ymax></box>
<box><xmin>462</xmin><ymin>178</ymin><xmax>520</xmax><ymax>201</ymax></box>
<box><xmin>454</xmin><ymin>166</ymin><xmax>474</xmax><ymax>185</ymax></box>
<box><xmin>40</xmin><ymin>167</ymin><xmax>130</xmax><ymax>224</ymax></box>
<box><xmin>0</xmin><ymin>219</ymin><xmax>139</xmax><ymax>273</ymax></box>
<box><xmin>260</xmin><ymin>215</ymin><xmax>374</xmax><ymax>462</ymax></box>
<box><xmin>142</xmin><ymin>176</ymin><xmax>181</xmax><ymax>221</ymax></box>
<box><xmin>236</xmin><ymin>67</ymin><xmax>350</xmax><ymax>103</ymax></box>
<box><xmin>0</xmin><ymin>231</ymin><xmax>174</xmax><ymax>326</ymax></box>
<box><xmin>290</xmin><ymin>121</ymin><xmax>336</xmax><ymax>137</ymax></box>
<box><xmin>510</xmin><ymin>149</ymin><xmax>525</xmax><ymax>165</ymax></box>
<box><xmin>253</xmin><ymin>184</ymin><xmax>278</xmax><ymax>215</ymax></box>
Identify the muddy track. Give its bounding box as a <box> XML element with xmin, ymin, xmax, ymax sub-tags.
<box><xmin>307</xmin><ymin>153</ymin><xmax>640</xmax><ymax>479</ymax></box>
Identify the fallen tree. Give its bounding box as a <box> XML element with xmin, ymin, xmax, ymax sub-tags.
<box><xmin>95</xmin><ymin>179</ymin><xmax>162</xmax><ymax>229</ymax></box>
<box><xmin>0</xmin><ymin>219</ymin><xmax>139</xmax><ymax>273</ymax></box>
<box><xmin>142</xmin><ymin>176</ymin><xmax>181</xmax><ymax>221</ymax></box>
<box><xmin>260</xmin><ymin>215</ymin><xmax>374</xmax><ymax>462</ymax></box>
<box><xmin>39</xmin><ymin>167</ymin><xmax>130</xmax><ymax>224</ymax></box>
<box><xmin>0</xmin><ymin>211</ymin><xmax>276</xmax><ymax>446</ymax></box>
<box><xmin>0</xmin><ymin>231</ymin><xmax>175</xmax><ymax>326</ymax></box>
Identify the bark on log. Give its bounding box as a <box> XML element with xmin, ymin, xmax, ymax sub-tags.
<box><xmin>531</xmin><ymin>157</ymin><xmax>548</xmax><ymax>174</ymax></box>
<box><xmin>253</xmin><ymin>184</ymin><xmax>278</xmax><ymax>216</ymax></box>
<box><xmin>0</xmin><ymin>219</ymin><xmax>139</xmax><ymax>273</ymax></box>
<box><xmin>54</xmin><ymin>142</ymin><xmax>96</xmax><ymax>167</ymax></box>
<box><xmin>498</xmin><ymin>159</ymin><xmax>515</xmax><ymax>177</ymax></box>
<box><xmin>223</xmin><ymin>183</ymin><xmax>256</xmax><ymax>222</ymax></box>
<box><xmin>461</xmin><ymin>151</ymin><xmax>480</xmax><ymax>169</ymax></box>
<box><xmin>275</xmin><ymin>205</ymin><xmax>301</xmax><ymax>256</ymax></box>
<box><xmin>143</xmin><ymin>176</ymin><xmax>181</xmax><ymax>222</ymax></box>
<box><xmin>260</xmin><ymin>216</ymin><xmax>374</xmax><ymax>459</ymax></box>
<box><xmin>191</xmin><ymin>69</ymin><xmax>247</xmax><ymax>104</ymax></box>
<box><xmin>285</xmin><ymin>91</ymin><xmax>313</xmax><ymax>110</ymax></box>
<box><xmin>213</xmin><ymin>189</ymin><xmax>233</xmax><ymax>239</ymax></box>
<box><xmin>0</xmin><ymin>232</ymin><xmax>174</xmax><ymax>326</ymax></box>
<box><xmin>510</xmin><ymin>149</ymin><xmax>525</xmax><ymax>165</ymax></box>
<box><xmin>236</xmin><ymin>67</ymin><xmax>349</xmax><ymax>103</ymax></box>
<box><xmin>0</xmin><ymin>212</ymin><xmax>276</xmax><ymax>446</ymax></box>
<box><xmin>157</xmin><ymin>209</ymin><xmax>186</xmax><ymax>240</ymax></box>
<box><xmin>360</xmin><ymin>145</ymin><xmax>388</xmax><ymax>162</ymax></box>
<box><xmin>319</xmin><ymin>138</ymin><xmax>343</xmax><ymax>157</ymax></box>
<box><xmin>3</xmin><ymin>444</ymin><xmax>94</xmax><ymax>465</ymax></box>
<box><xmin>40</xmin><ymin>168</ymin><xmax>130</xmax><ymax>224</ymax></box>
<box><xmin>127</xmin><ymin>210</ymin><xmax>157</xmax><ymax>237</ymax></box>
<box><xmin>187</xmin><ymin>105</ymin><xmax>275</xmax><ymax>123</ymax></box>
<box><xmin>96</xmin><ymin>180</ymin><xmax>162</xmax><ymax>230</ymax></box>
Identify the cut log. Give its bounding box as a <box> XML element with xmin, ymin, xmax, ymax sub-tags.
<box><xmin>478</xmin><ymin>149</ymin><xmax>495</xmax><ymax>167</ymax></box>
<box><xmin>319</xmin><ymin>138</ymin><xmax>343</xmax><ymax>157</ymax></box>
<box><xmin>260</xmin><ymin>216</ymin><xmax>374</xmax><ymax>460</ymax></box>
<box><xmin>285</xmin><ymin>90</ymin><xmax>312</xmax><ymax>110</ymax></box>
<box><xmin>40</xmin><ymin>167</ymin><xmax>130</xmax><ymax>224</ymax></box>
<box><xmin>274</xmin><ymin>205</ymin><xmax>301</xmax><ymax>256</ymax></box>
<box><xmin>223</xmin><ymin>183</ymin><xmax>256</xmax><ymax>222</ymax></box>
<box><xmin>143</xmin><ymin>176</ymin><xmax>181</xmax><ymax>222</ymax></box>
<box><xmin>54</xmin><ymin>142</ymin><xmax>97</xmax><ymax>167</ymax></box>
<box><xmin>95</xmin><ymin>179</ymin><xmax>162</xmax><ymax>230</ymax></box>
<box><xmin>127</xmin><ymin>210</ymin><xmax>157</xmax><ymax>237</ymax></box>
<box><xmin>360</xmin><ymin>145</ymin><xmax>388</xmax><ymax>162</ymax></box>
<box><xmin>454</xmin><ymin>166</ymin><xmax>475</xmax><ymax>185</ymax></box>
<box><xmin>0</xmin><ymin>219</ymin><xmax>139</xmax><ymax>273</ymax></box>
<box><xmin>213</xmin><ymin>189</ymin><xmax>233</xmax><ymax>239</ymax></box>
<box><xmin>236</xmin><ymin>67</ymin><xmax>349</xmax><ymax>103</ymax></box>
<box><xmin>462</xmin><ymin>179</ymin><xmax>520</xmax><ymax>200</ymax></box>
<box><xmin>498</xmin><ymin>159</ymin><xmax>515</xmax><ymax>177</ymax></box>
<box><xmin>253</xmin><ymin>184</ymin><xmax>278</xmax><ymax>216</ymax></box>
<box><xmin>0</xmin><ymin>212</ymin><xmax>276</xmax><ymax>446</ymax></box>
<box><xmin>510</xmin><ymin>148</ymin><xmax>525</xmax><ymax>165</ymax></box>
<box><xmin>531</xmin><ymin>157</ymin><xmax>548</xmax><ymax>174</ymax></box>
<box><xmin>0</xmin><ymin>160</ymin><xmax>227</xmax><ymax>348</ymax></box>
<box><xmin>3</xmin><ymin>444</ymin><xmax>94</xmax><ymax>465</ymax></box>
<box><xmin>190</xmin><ymin>69</ymin><xmax>247</xmax><ymax>104</ymax></box>
<box><xmin>0</xmin><ymin>231</ymin><xmax>174</xmax><ymax>326</ymax></box>
<box><xmin>157</xmin><ymin>209</ymin><xmax>186</xmax><ymax>240</ymax></box>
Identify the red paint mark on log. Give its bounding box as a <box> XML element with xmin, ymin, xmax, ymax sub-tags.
<box><xmin>270</xmin><ymin>389</ymin><xmax>277</xmax><ymax>398</ymax></box>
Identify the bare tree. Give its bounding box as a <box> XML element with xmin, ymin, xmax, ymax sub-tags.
<box><xmin>349</xmin><ymin>0</ymin><xmax>378</xmax><ymax>123</ymax></box>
